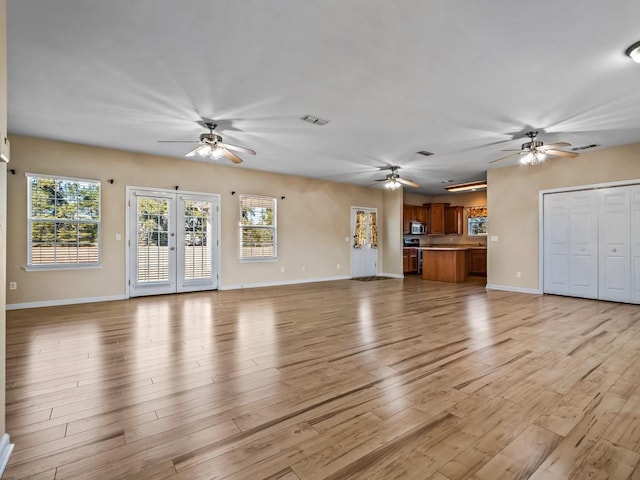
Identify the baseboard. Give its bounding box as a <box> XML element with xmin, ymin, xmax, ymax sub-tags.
<box><xmin>0</xmin><ymin>434</ymin><xmax>14</xmax><ymax>477</ymax></box>
<box><xmin>486</xmin><ymin>284</ymin><xmax>542</xmax><ymax>295</ymax></box>
<box><xmin>6</xmin><ymin>294</ymin><xmax>127</xmax><ymax>310</ymax></box>
<box><xmin>219</xmin><ymin>275</ymin><xmax>352</xmax><ymax>291</ymax></box>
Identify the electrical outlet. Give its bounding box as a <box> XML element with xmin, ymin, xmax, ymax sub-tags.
<box><xmin>302</xmin><ymin>266</ymin><xmax>306</xmax><ymax>271</ymax></box>
<box><xmin>280</xmin><ymin>267</ymin><xmax>285</xmax><ymax>273</ymax></box>
<box><xmin>337</xmin><ymin>263</ymin><xmax>341</xmax><ymax>269</ymax></box>
<box><xmin>491</xmin><ymin>235</ymin><xmax>499</xmax><ymax>242</ymax></box>
<box><xmin>115</xmin><ymin>233</ymin><xmax>122</xmax><ymax>241</ymax></box>
<box><xmin>9</xmin><ymin>282</ymin><xmax>17</xmax><ymax>290</ymax></box>
<box><xmin>516</xmin><ymin>271</ymin><xmax>521</xmax><ymax>278</ymax></box>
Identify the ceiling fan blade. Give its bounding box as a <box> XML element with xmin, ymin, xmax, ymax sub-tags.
<box><xmin>374</xmin><ymin>178</ymin><xmax>387</xmax><ymax>182</ymax></box>
<box><xmin>397</xmin><ymin>178</ymin><xmax>419</xmax><ymax>188</ymax></box>
<box><xmin>489</xmin><ymin>152</ymin><xmax>519</xmax><ymax>164</ymax></box>
<box><xmin>158</xmin><ymin>140</ymin><xmax>200</xmax><ymax>143</ymax></box>
<box><xmin>544</xmin><ymin>142</ymin><xmax>571</xmax><ymax>149</ymax></box>
<box><xmin>222</xmin><ymin>147</ymin><xmax>243</xmax><ymax>164</ymax></box>
<box><xmin>224</xmin><ymin>142</ymin><xmax>256</xmax><ymax>155</ymax></box>
<box><xmin>544</xmin><ymin>149</ymin><xmax>579</xmax><ymax>158</ymax></box>
<box><xmin>501</xmin><ymin>148</ymin><xmax>524</xmax><ymax>152</ymax></box>
<box><xmin>185</xmin><ymin>146</ymin><xmax>201</xmax><ymax>157</ymax></box>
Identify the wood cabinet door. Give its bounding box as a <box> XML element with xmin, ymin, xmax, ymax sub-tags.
<box><xmin>415</xmin><ymin>206</ymin><xmax>427</xmax><ymax>224</ymax></box>
<box><xmin>402</xmin><ymin>205</ymin><xmax>413</xmax><ymax>234</ymax></box>
<box><xmin>468</xmin><ymin>250</ymin><xmax>487</xmax><ymax>276</ymax></box>
<box><xmin>445</xmin><ymin>206</ymin><xmax>464</xmax><ymax>235</ymax></box>
<box><xmin>429</xmin><ymin>203</ymin><xmax>446</xmax><ymax>235</ymax></box>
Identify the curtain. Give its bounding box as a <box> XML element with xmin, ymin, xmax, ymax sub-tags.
<box><xmin>354</xmin><ymin>210</ymin><xmax>366</xmax><ymax>248</ymax></box>
<box><xmin>369</xmin><ymin>212</ymin><xmax>378</xmax><ymax>248</ymax></box>
<box><xmin>467</xmin><ymin>206</ymin><xmax>488</xmax><ymax>218</ymax></box>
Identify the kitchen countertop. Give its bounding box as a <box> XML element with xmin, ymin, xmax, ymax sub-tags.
<box><xmin>418</xmin><ymin>244</ymin><xmax>486</xmax><ymax>250</ymax></box>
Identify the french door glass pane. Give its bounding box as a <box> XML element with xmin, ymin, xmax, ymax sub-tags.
<box><xmin>137</xmin><ymin>197</ymin><xmax>170</xmax><ymax>282</ymax></box>
<box><xmin>183</xmin><ymin>200</ymin><xmax>212</xmax><ymax>280</ymax></box>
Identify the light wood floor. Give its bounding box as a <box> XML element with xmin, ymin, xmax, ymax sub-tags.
<box><xmin>5</xmin><ymin>277</ymin><xmax>640</xmax><ymax>479</ymax></box>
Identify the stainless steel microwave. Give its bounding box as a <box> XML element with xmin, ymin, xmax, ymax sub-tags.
<box><xmin>410</xmin><ymin>222</ymin><xmax>426</xmax><ymax>235</ymax></box>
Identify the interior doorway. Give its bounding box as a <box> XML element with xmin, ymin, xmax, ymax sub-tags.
<box><xmin>127</xmin><ymin>188</ymin><xmax>219</xmax><ymax>297</ymax></box>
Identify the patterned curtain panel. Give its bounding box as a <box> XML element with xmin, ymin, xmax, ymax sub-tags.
<box><xmin>467</xmin><ymin>206</ymin><xmax>488</xmax><ymax>218</ymax></box>
<box><xmin>369</xmin><ymin>212</ymin><xmax>378</xmax><ymax>248</ymax></box>
<box><xmin>354</xmin><ymin>210</ymin><xmax>366</xmax><ymax>248</ymax></box>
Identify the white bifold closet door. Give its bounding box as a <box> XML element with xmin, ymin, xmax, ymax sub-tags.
<box><xmin>543</xmin><ymin>184</ymin><xmax>640</xmax><ymax>304</ymax></box>
<box><xmin>598</xmin><ymin>187</ymin><xmax>631</xmax><ymax>302</ymax></box>
<box><xmin>543</xmin><ymin>190</ymin><xmax>598</xmax><ymax>299</ymax></box>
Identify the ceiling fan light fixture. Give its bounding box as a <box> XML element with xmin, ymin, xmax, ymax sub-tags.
<box><xmin>625</xmin><ymin>40</ymin><xmax>640</xmax><ymax>63</ymax></box>
<box><xmin>445</xmin><ymin>181</ymin><xmax>487</xmax><ymax>192</ymax></box>
<box><xmin>385</xmin><ymin>178</ymin><xmax>402</xmax><ymax>190</ymax></box>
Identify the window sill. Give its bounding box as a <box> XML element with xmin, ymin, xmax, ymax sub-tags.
<box><xmin>24</xmin><ymin>264</ymin><xmax>103</xmax><ymax>272</ymax></box>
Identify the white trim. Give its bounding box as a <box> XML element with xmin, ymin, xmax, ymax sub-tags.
<box><xmin>6</xmin><ymin>294</ymin><xmax>127</xmax><ymax>311</ymax></box>
<box><xmin>539</xmin><ymin>178</ymin><xmax>640</xmax><ymax>196</ymax></box>
<box><xmin>0</xmin><ymin>434</ymin><xmax>14</xmax><ymax>477</ymax></box>
<box><xmin>486</xmin><ymin>284</ymin><xmax>542</xmax><ymax>295</ymax></box>
<box><xmin>219</xmin><ymin>275</ymin><xmax>351</xmax><ymax>291</ymax></box>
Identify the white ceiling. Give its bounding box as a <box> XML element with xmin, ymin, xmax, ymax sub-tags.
<box><xmin>7</xmin><ymin>1</ymin><xmax>640</xmax><ymax>194</ymax></box>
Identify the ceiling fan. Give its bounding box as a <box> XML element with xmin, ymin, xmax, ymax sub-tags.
<box><xmin>158</xmin><ymin>122</ymin><xmax>256</xmax><ymax>164</ymax></box>
<box><xmin>490</xmin><ymin>131</ymin><xmax>579</xmax><ymax>165</ymax></box>
<box><xmin>374</xmin><ymin>166</ymin><xmax>419</xmax><ymax>190</ymax></box>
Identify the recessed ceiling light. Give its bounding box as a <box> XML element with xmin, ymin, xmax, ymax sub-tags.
<box><xmin>300</xmin><ymin>115</ymin><xmax>329</xmax><ymax>126</ymax></box>
<box><xmin>626</xmin><ymin>40</ymin><xmax>640</xmax><ymax>63</ymax></box>
<box><xmin>416</xmin><ymin>150</ymin><xmax>434</xmax><ymax>157</ymax></box>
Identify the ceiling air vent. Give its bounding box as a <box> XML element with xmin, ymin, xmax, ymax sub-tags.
<box><xmin>571</xmin><ymin>144</ymin><xmax>600</xmax><ymax>151</ymax></box>
<box><xmin>416</xmin><ymin>150</ymin><xmax>434</xmax><ymax>157</ymax></box>
<box><xmin>300</xmin><ymin>115</ymin><xmax>329</xmax><ymax>126</ymax></box>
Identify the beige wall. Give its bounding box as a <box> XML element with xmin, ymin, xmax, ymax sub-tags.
<box><xmin>487</xmin><ymin>142</ymin><xmax>640</xmax><ymax>291</ymax></box>
<box><xmin>0</xmin><ymin>0</ymin><xmax>7</xmax><ymax>436</ymax></box>
<box><xmin>403</xmin><ymin>190</ymin><xmax>488</xmax><ymax>245</ymax></box>
<box><xmin>6</xmin><ymin>135</ymin><xmax>395</xmax><ymax>305</ymax></box>
<box><xmin>382</xmin><ymin>188</ymin><xmax>403</xmax><ymax>276</ymax></box>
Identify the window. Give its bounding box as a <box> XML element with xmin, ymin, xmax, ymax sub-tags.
<box><xmin>239</xmin><ymin>194</ymin><xmax>276</xmax><ymax>260</ymax></box>
<box><xmin>467</xmin><ymin>206</ymin><xmax>488</xmax><ymax>237</ymax></box>
<box><xmin>27</xmin><ymin>174</ymin><xmax>101</xmax><ymax>268</ymax></box>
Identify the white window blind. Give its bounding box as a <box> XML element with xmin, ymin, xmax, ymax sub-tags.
<box><xmin>27</xmin><ymin>174</ymin><xmax>101</xmax><ymax>268</ymax></box>
<box><xmin>239</xmin><ymin>194</ymin><xmax>276</xmax><ymax>260</ymax></box>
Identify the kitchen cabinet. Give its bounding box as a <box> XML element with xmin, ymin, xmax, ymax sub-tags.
<box><xmin>403</xmin><ymin>204</ymin><xmax>427</xmax><ymax>234</ymax></box>
<box><xmin>445</xmin><ymin>206</ymin><xmax>464</xmax><ymax>235</ymax></box>
<box><xmin>426</xmin><ymin>203</ymin><xmax>448</xmax><ymax>235</ymax></box>
<box><xmin>403</xmin><ymin>248</ymin><xmax>418</xmax><ymax>273</ymax></box>
<box><xmin>467</xmin><ymin>248</ymin><xmax>487</xmax><ymax>276</ymax></box>
<box><xmin>402</xmin><ymin>204</ymin><xmax>413</xmax><ymax>234</ymax></box>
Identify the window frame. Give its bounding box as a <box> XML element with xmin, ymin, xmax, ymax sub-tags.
<box><xmin>238</xmin><ymin>194</ymin><xmax>277</xmax><ymax>262</ymax></box>
<box><xmin>26</xmin><ymin>173</ymin><xmax>102</xmax><ymax>270</ymax></box>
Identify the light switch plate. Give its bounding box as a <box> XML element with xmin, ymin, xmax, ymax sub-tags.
<box><xmin>490</xmin><ymin>235</ymin><xmax>499</xmax><ymax>242</ymax></box>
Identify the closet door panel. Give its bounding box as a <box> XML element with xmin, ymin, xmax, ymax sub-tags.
<box><xmin>630</xmin><ymin>185</ymin><xmax>640</xmax><ymax>303</ymax></box>
<box><xmin>569</xmin><ymin>190</ymin><xmax>598</xmax><ymax>298</ymax></box>
<box><xmin>543</xmin><ymin>193</ymin><xmax>570</xmax><ymax>295</ymax></box>
<box><xmin>599</xmin><ymin>187</ymin><xmax>631</xmax><ymax>302</ymax></box>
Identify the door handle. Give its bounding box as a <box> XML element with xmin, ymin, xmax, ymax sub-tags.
<box><xmin>611</xmin><ymin>248</ymin><xmax>617</xmax><ymax>253</ymax></box>
<box><xmin>170</xmin><ymin>247</ymin><xmax>176</xmax><ymax>251</ymax></box>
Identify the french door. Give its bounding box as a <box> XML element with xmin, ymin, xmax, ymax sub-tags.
<box><xmin>128</xmin><ymin>188</ymin><xmax>219</xmax><ymax>297</ymax></box>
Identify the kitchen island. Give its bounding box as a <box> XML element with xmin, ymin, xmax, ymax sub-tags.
<box><xmin>419</xmin><ymin>246</ymin><xmax>486</xmax><ymax>283</ymax></box>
